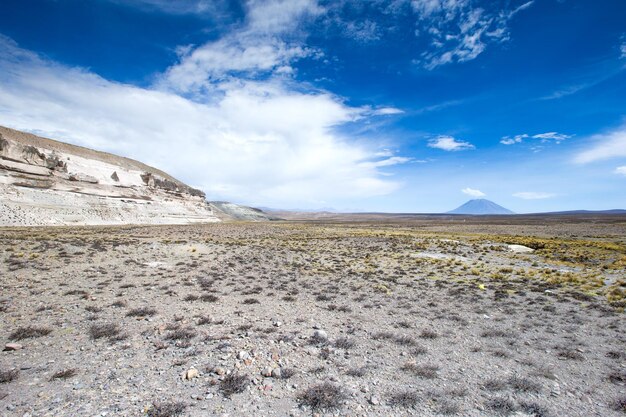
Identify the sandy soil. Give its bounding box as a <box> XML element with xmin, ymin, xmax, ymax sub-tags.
<box><xmin>1</xmin><ymin>219</ymin><xmax>625</xmax><ymax>416</ymax></box>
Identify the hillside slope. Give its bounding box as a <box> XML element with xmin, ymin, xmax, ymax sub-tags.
<box><xmin>0</xmin><ymin>126</ymin><xmax>220</xmax><ymax>226</ymax></box>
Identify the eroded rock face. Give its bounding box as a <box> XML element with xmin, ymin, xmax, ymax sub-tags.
<box><xmin>0</xmin><ymin>126</ymin><xmax>219</xmax><ymax>226</ymax></box>
<box><xmin>141</xmin><ymin>172</ymin><xmax>205</xmax><ymax>198</ymax></box>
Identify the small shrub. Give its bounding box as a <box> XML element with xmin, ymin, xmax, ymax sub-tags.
<box><xmin>485</xmin><ymin>397</ymin><xmax>516</xmax><ymax>415</ymax></box>
<box><xmin>9</xmin><ymin>326</ymin><xmax>52</xmax><ymax>340</ymax></box>
<box><xmin>609</xmin><ymin>370</ymin><xmax>626</xmax><ymax>384</ymax></box>
<box><xmin>481</xmin><ymin>378</ymin><xmax>507</xmax><ymax>391</ymax></box>
<box><xmin>166</xmin><ymin>327</ymin><xmax>197</xmax><ymax>341</ymax></box>
<box><xmin>89</xmin><ymin>323</ymin><xmax>120</xmax><ymax>340</ymax></box>
<box><xmin>298</xmin><ymin>382</ymin><xmax>346</xmax><ymax>411</ymax></box>
<box><xmin>51</xmin><ymin>368</ymin><xmax>77</xmax><ymax>380</ymax></box>
<box><xmin>412</xmin><ymin>345</ymin><xmax>428</xmax><ymax>355</ymax></box>
<box><xmin>401</xmin><ymin>363</ymin><xmax>439</xmax><ymax>379</ymax></box>
<box><xmin>346</xmin><ymin>367</ymin><xmax>368</xmax><ymax>377</ymax></box>
<box><xmin>220</xmin><ymin>373</ymin><xmax>249</xmax><ymax>397</ymax></box>
<box><xmin>419</xmin><ymin>329</ymin><xmax>439</xmax><ymax>339</ymax></box>
<box><xmin>0</xmin><ymin>369</ymin><xmax>19</xmax><ymax>384</ymax></box>
<box><xmin>64</xmin><ymin>289</ymin><xmax>90</xmax><ymax>299</ymax></box>
<box><xmin>309</xmin><ymin>333</ymin><xmax>328</xmax><ymax>346</ymax></box>
<box><xmin>481</xmin><ymin>329</ymin><xmax>510</xmax><ymax>338</ymax></box>
<box><xmin>437</xmin><ymin>400</ymin><xmax>461</xmax><ymax>415</ymax></box>
<box><xmin>334</xmin><ymin>337</ymin><xmax>355</xmax><ymax>350</ymax></box>
<box><xmin>147</xmin><ymin>401</ymin><xmax>187</xmax><ymax>417</ymax></box>
<box><xmin>395</xmin><ymin>335</ymin><xmax>417</xmax><ymax>346</ymax></box>
<box><xmin>518</xmin><ymin>401</ymin><xmax>551</xmax><ymax>417</ymax></box>
<box><xmin>126</xmin><ymin>307</ymin><xmax>157</xmax><ymax>317</ymax></box>
<box><xmin>242</xmin><ymin>298</ymin><xmax>259</xmax><ymax>304</ymax></box>
<box><xmin>557</xmin><ymin>350</ymin><xmax>584</xmax><ymax>361</ymax></box>
<box><xmin>610</xmin><ymin>396</ymin><xmax>626</xmax><ymax>413</ymax></box>
<box><xmin>200</xmin><ymin>294</ymin><xmax>219</xmax><ymax>303</ymax></box>
<box><xmin>508</xmin><ymin>376</ymin><xmax>541</xmax><ymax>393</ymax></box>
<box><xmin>388</xmin><ymin>390</ymin><xmax>420</xmax><ymax>408</ymax></box>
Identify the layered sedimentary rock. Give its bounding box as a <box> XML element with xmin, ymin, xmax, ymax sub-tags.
<box><xmin>0</xmin><ymin>126</ymin><xmax>220</xmax><ymax>226</ymax></box>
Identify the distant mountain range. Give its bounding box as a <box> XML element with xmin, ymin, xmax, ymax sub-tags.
<box><xmin>448</xmin><ymin>199</ymin><xmax>514</xmax><ymax>215</ymax></box>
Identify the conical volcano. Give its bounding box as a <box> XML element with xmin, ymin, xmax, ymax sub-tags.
<box><xmin>447</xmin><ymin>199</ymin><xmax>514</xmax><ymax>215</ymax></box>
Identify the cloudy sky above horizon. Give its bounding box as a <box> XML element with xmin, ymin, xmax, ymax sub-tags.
<box><xmin>0</xmin><ymin>0</ymin><xmax>625</xmax><ymax>212</ymax></box>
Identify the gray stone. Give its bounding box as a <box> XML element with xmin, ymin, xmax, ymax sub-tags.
<box><xmin>3</xmin><ymin>343</ymin><xmax>22</xmax><ymax>351</ymax></box>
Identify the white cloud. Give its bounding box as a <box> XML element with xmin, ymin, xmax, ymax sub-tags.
<box><xmin>462</xmin><ymin>187</ymin><xmax>485</xmax><ymax>198</ymax></box>
<box><xmin>0</xmin><ymin>27</ymin><xmax>409</xmax><ymax>207</ymax></box>
<box><xmin>372</xmin><ymin>107</ymin><xmax>404</xmax><ymax>115</ymax></box>
<box><xmin>621</xmin><ymin>39</ymin><xmax>626</xmax><ymax>59</ymax></box>
<box><xmin>159</xmin><ymin>0</ymin><xmax>322</xmax><ymax>96</ymax></box>
<box><xmin>411</xmin><ymin>0</ymin><xmax>534</xmax><ymax>69</ymax></box>
<box><xmin>532</xmin><ymin>132</ymin><xmax>570</xmax><ymax>143</ymax></box>
<box><xmin>108</xmin><ymin>0</ymin><xmax>226</xmax><ymax>15</ymax></box>
<box><xmin>500</xmin><ymin>132</ymin><xmax>570</xmax><ymax>145</ymax></box>
<box><xmin>513</xmin><ymin>192</ymin><xmax>555</xmax><ymax>200</ymax></box>
<box><xmin>574</xmin><ymin>125</ymin><xmax>626</xmax><ymax>164</ymax></box>
<box><xmin>360</xmin><ymin>156</ymin><xmax>413</xmax><ymax>168</ymax></box>
<box><xmin>428</xmin><ymin>135</ymin><xmax>474</xmax><ymax>151</ymax></box>
<box><xmin>500</xmin><ymin>133</ymin><xmax>528</xmax><ymax>145</ymax></box>
<box><xmin>615</xmin><ymin>166</ymin><xmax>626</xmax><ymax>176</ymax></box>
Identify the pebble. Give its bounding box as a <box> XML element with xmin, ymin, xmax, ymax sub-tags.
<box><xmin>368</xmin><ymin>396</ymin><xmax>380</xmax><ymax>405</ymax></box>
<box><xmin>214</xmin><ymin>367</ymin><xmax>226</xmax><ymax>376</ymax></box>
<box><xmin>271</xmin><ymin>368</ymin><xmax>282</xmax><ymax>379</ymax></box>
<box><xmin>3</xmin><ymin>343</ymin><xmax>22</xmax><ymax>351</ymax></box>
<box><xmin>184</xmin><ymin>368</ymin><xmax>199</xmax><ymax>380</ymax></box>
<box><xmin>238</xmin><ymin>351</ymin><xmax>251</xmax><ymax>361</ymax></box>
<box><xmin>261</xmin><ymin>366</ymin><xmax>273</xmax><ymax>377</ymax></box>
<box><xmin>312</xmin><ymin>330</ymin><xmax>327</xmax><ymax>340</ymax></box>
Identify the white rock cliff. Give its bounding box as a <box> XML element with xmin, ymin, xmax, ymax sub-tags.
<box><xmin>0</xmin><ymin>126</ymin><xmax>221</xmax><ymax>226</ymax></box>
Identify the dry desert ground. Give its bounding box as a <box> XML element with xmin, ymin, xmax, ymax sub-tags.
<box><xmin>1</xmin><ymin>216</ymin><xmax>625</xmax><ymax>416</ymax></box>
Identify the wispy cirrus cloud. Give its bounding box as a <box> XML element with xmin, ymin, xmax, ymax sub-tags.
<box><xmin>574</xmin><ymin>125</ymin><xmax>626</xmax><ymax>164</ymax></box>
<box><xmin>500</xmin><ymin>132</ymin><xmax>571</xmax><ymax>145</ymax></box>
<box><xmin>532</xmin><ymin>132</ymin><xmax>571</xmax><ymax>143</ymax></box>
<box><xmin>615</xmin><ymin>166</ymin><xmax>626</xmax><ymax>176</ymax></box>
<box><xmin>107</xmin><ymin>0</ymin><xmax>228</xmax><ymax>16</ymax></box>
<box><xmin>428</xmin><ymin>135</ymin><xmax>474</xmax><ymax>151</ymax></box>
<box><xmin>371</xmin><ymin>107</ymin><xmax>404</xmax><ymax>116</ymax></box>
<box><xmin>411</xmin><ymin>0</ymin><xmax>534</xmax><ymax>69</ymax></box>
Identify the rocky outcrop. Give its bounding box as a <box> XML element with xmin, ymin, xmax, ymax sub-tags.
<box><xmin>0</xmin><ymin>126</ymin><xmax>221</xmax><ymax>226</ymax></box>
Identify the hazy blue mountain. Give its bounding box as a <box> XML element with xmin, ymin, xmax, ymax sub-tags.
<box><xmin>448</xmin><ymin>199</ymin><xmax>514</xmax><ymax>215</ymax></box>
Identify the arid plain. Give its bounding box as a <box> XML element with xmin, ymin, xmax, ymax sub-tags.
<box><xmin>1</xmin><ymin>215</ymin><xmax>625</xmax><ymax>416</ymax></box>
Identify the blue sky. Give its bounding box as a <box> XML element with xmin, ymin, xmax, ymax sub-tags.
<box><xmin>0</xmin><ymin>0</ymin><xmax>625</xmax><ymax>212</ymax></box>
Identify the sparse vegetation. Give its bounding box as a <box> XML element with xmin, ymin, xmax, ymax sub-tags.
<box><xmin>126</xmin><ymin>307</ymin><xmax>157</xmax><ymax>317</ymax></box>
<box><xmin>89</xmin><ymin>323</ymin><xmax>121</xmax><ymax>340</ymax></box>
<box><xmin>0</xmin><ymin>369</ymin><xmax>19</xmax><ymax>384</ymax></box>
<box><xmin>0</xmin><ymin>219</ymin><xmax>623</xmax><ymax>416</ymax></box>
<box><xmin>51</xmin><ymin>369</ymin><xmax>77</xmax><ymax>380</ymax></box>
<box><xmin>388</xmin><ymin>390</ymin><xmax>420</xmax><ymax>408</ymax></box>
<box><xmin>147</xmin><ymin>401</ymin><xmax>187</xmax><ymax>417</ymax></box>
<box><xmin>9</xmin><ymin>326</ymin><xmax>52</xmax><ymax>340</ymax></box>
<box><xmin>298</xmin><ymin>382</ymin><xmax>346</xmax><ymax>411</ymax></box>
<box><xmin>220</xmin><ymin>373</ymin><xmax>249</xmax><ymax>397</ymax></box>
